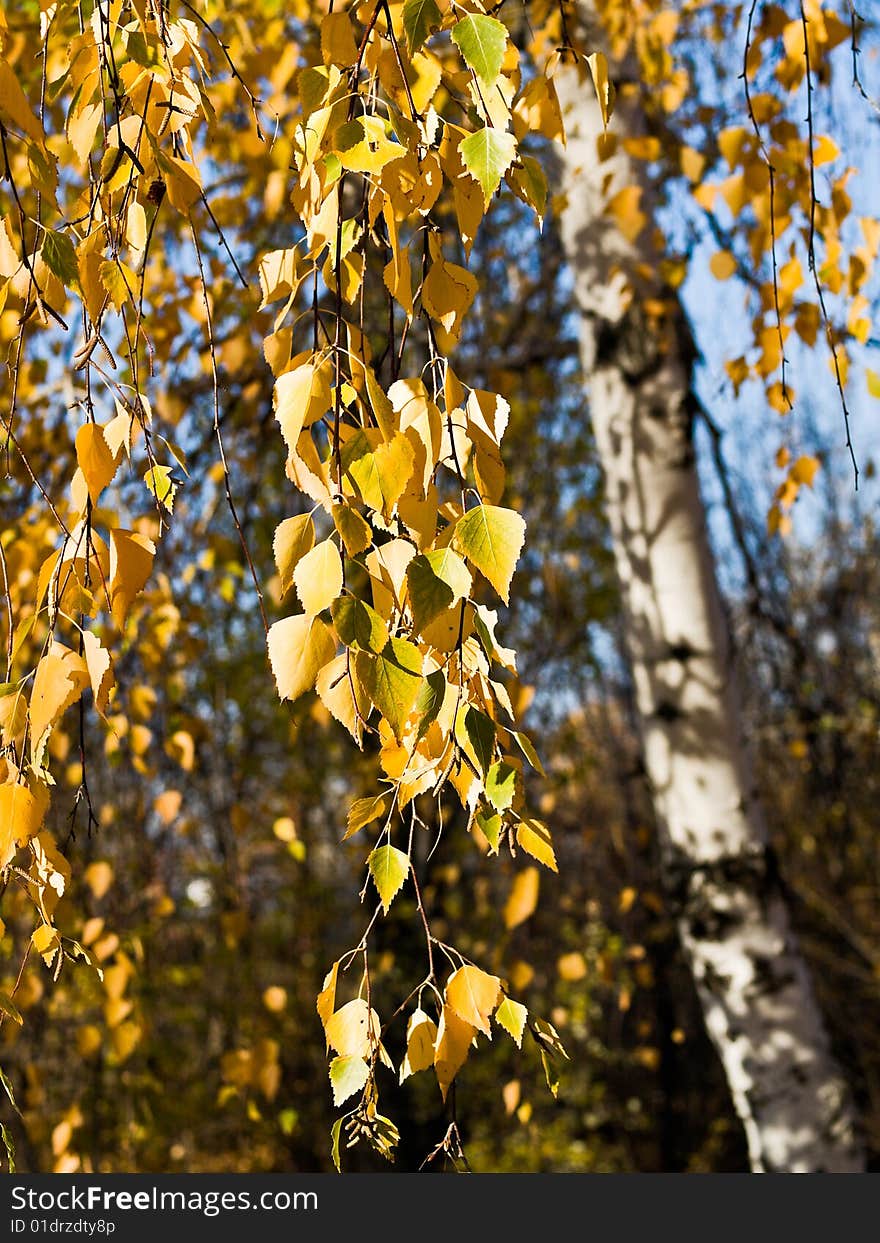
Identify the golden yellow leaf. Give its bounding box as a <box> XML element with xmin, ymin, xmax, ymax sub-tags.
<box><xmin>75</xmin><ymin>423</ymin><xmax>118</xmax><ymax>505</ymax></box>
<box><xmin>710</xmin><ymin>251</ymin><xmax>737</xmax><ymax>281</ymax></box>
<box><xmin>263</xmin><ymin>986</ymin><xmax>288</xmax><ymax>1013</ymax></box>
<box><xmin>586</xmin><ymin>52</ymin><xmax>615</xmax><ymax>130</ymax></box>
<box><xmin>321</xmin><ymin>11</ymin><xmax>359</xmax><ymax>67</ymax></box>
<box><xmin>0</xmin><ymin>779</ymin><xmax>45</xmax><ymax>868</ymax></box>
<box><xmin>558</xmin><ymin>951</ymin><xmax>587</xmax><ymax>981</ymax></box>
<box><xmin>399</xmin><ymin>1007</ymin><xmax>438</xmax><ymax>1083</ymax></box>
<box><xmin>0</xmin><ymin>58</ymin><xmax>44</xmax><ymax>144</ymax></box>
<box><xmin>82</xmin><ymin>631</ymin><xmax>114</xmax><ymax>719</ymax></box>
<box><xmin>503</xmin><ymin>866</ymin><xmax>539</xmax><ymax>930</ymax></box>
<box><xmin>273</xmin><ymin>513</ymin><xmax>315</xmax><ymax>596</ymax></box>
<box><xmin>446</xmin><ymin>965</ymin><xmax>501</xmax><ymax>1035</ymax></box>
<box><xmin>267</xmin><ymin>615</ymin><xmax>336</xmax><ymax>703</ymax></box>
<box><xmin>315</xmin><ymin>653</ymin><xmax>370</xmax><ymax>744</ymax></box>
<box><xmin>108</xmin><ymin>529</ymin><xmax>156</xmax><ymax>629</ymax></box>
<box><xmin>789</xmin><ymin>455</ymin><xmax>819</xmax><ymax>487</ymax></box>
<box><xmin>84</xmin><ymin>860</ymin><xmax>113</xmax><ymax>900</ymax></box>
<box><xmin>324</xmin><ymin>999</ymin><xmax>380</xmax><ymax>1058</ymax></box>
<box><xmin>293</xmin><ymin>538</ymin><xmax>343</xmax><ymax>616</ymax></box>
<box><xmin>434</xmin><ymin>1002</ymin><xmax>476</xmax><ymax>1102</ymax></box>
<box><xmin>316</xmin><ymin>961</ymin><xmax>340</xmax><ymax>1034</ymax></box>
<box><xmin>275</xmin><ymin>363</ymin><xmax>332</xmax><ymax>455</ymax></box>
<box><xmin>516</xmin><ymin>817</ymin><xmax>558</xmax><ymax>871</ymax></box>
<box><xmin>30</xmin><ymin>644</ymin><xmax>90</xmax><ymax>767</ymax></box>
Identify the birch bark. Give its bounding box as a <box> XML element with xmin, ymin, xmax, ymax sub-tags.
<box><xmin>553</xmin><ymin>10</ymin><xmax>862</xmax><ymax>1171</ymax></box>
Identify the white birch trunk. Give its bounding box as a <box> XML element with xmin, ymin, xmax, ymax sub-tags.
<box><xmin>553</xmin><ymin>15</ymin><xmax>863</xmax><ymax>1171</ymax></box>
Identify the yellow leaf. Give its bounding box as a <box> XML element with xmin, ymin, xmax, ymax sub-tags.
<box><xmin>75</xmin><ymin>423</ymin><xmax>118</xmax><ymax>505</ymax></box>
<box><xmin>0</xmin><ymin>780</ymin><xmax>45</xmax><ymax>868</ymax></box>
<box><xmin>345</xmin><ymin>430</ymin><xmax>415</xmax><ymax>520</ymax></box>
<box><xmin>30</xmin><ymin>644</ymin><xmax>90</xmax><ymax>767</ymax></box>
<box><xmin>446</xmin><ymin>964</ymin><xmax>501</xmax><ymax>1036</ymax></box>
<box><xmin>321</xmin><ymin>11</ymin><xmax>359</xmax><ymax>67</ymax></box>
<box><xmin>126</xmin><ymin>201</ymin><xmax>147</xmax><ymax>252</ymax></box>
<box><xmin>814</xmin><ymin>135</ymin><xmax>839</xmax><ymax>166</ymax></box>
<box><xmin>452</xmin><ymin>504</ymin><xmax>526</xmax><ymax>604</ymax></box>
<box><xmin>558</xmin><ymin>951</ymin><xmax>587</xmax><ymax>981</ymax></box>
<box><xmin>710</xmin><ymin>251</ymin><xmax>737</xmax><ymax>281</ymax></box>
<box><xmin>332</xmin><ymin>502</ymin><xmax>372</xmax><ymax>558</ymax></box>
<box><xmin>421</xmin><ymin>255</ymin><xmax>477</xmax><ymax>343</ymax></box>
<box><xmin>82</xmin><ymin>631</ymin><xmax>114</xmax><ymax>718</ymax></box>
<box><xmin>99</xmin><ymin>259</ymin><xmax>135</xmax><ymax>310</ymax></box>
<box><xmin>344</xmin><ymin>790</ymin><xmax>392</xmax><ymax>841</ymax></box>
<box><xmin>293</xmin><ymin>538</ymin><xmax>343</xmax><ymax>616</ymax></box>
<box><xmin>109</xmin><ymin>529</ymin><xmax>156</xmax><ymax>628</ymax></box>
<box><xmin>434</xmin><ymin>1002</ymin><xmax>476</xmax><ymax>1101</ymax></box>
<box><xmin>495</xmin><ymin>997</ymin><xmax>527</xmax><ymax>1047</ymax></box>
<box><xmin>263</xmin><ymin>986</ymin><xmax>287</xmax><ymax>1013</ymax></box>
<box><xmin>0</xmin><ymin>59</ymin><xmax>44</xmax><ymax>144</ymax></box>
<box><xmin>316</xmin><ymin>961</ymin><xmax>340</xmax><ymax>1033</ymax></box>
<box><xmin>790</xmin><ymin>455</ymin><xmax>820</xmax><ymax>487</ymax></box>
<box><xmin>267</xmin><ymin>615</ymin><xmax>336</xmax><ymax>703</ymax></box>
<box><xmin>67</xmin><ymin>99</ymin><xmax>103</xmax><ymax>165</ymax></box>
<box><xmin>32</xmin><ymin>923</ymin><xmax>61</xmax><ymax>968</ymax></box>
<box><xmin>160</xmin><ymin>154</ymin><xmax>202</xmax><ymax>214</ymax></box>
<box><xmin>325</xmin><ymin>999</ymin><xmax>380</xmax><ymax>1058</ymax></box>
<box><xmin>607</xmin><ymin>185</ymin><xmax>646</xmax><ymax>243</ymax></box>
<box><xmin>274</xmin><ymin>363</ymin><xmax>332</xmax><ymax>455</ymax></box>
<box><xmin>586</xmin><ymin>52</ymin><xmax>615</xmax><ymax>129</ymax></box>
<box><xmin>503</xmin><ymin>866</ymin><xmax>539</xmax><ymax>929</ymax></box>
<box><xmin>399</xmin><ymin>1007</ymin><xmax>438</xmax><ymax>1083</ymax></box>
<box><xmin>84</xmin><ymin>860</ymin><xmax>113</xmax><ymax>900</ymax></box>
<box><xmin>316</xmin><ymin>653</ymin><xmax>370</xmax><ymax>744</ymax></box>
<box><xmin>273</xmin><ymin>514</ymin><xmax>315</xmax><ymax>596</ymax></box>
<box><xmin>516</xmin><ymin>818</ymin><xmax>558</xmax><ymax>871</ymax></box>
<box><xmin>329</xmin><ymin>1054</ymin><xmax>369</xmax><ymax>1105</ymax></box>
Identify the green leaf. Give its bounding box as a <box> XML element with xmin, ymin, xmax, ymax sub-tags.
<box><xmin>368</xmin><ymin>843</ymin><xmax>410</xmax><ymax>912</ymax></box>
<box><xmin>344</xmin><ymin>790</ymin><xmax>393</xmax><ymax>841</ymax></box>
<box><xmin>331</xmin><ymin>596</ymin><xmax>388</xmax><ymax>653</ymax></box>
<box><xmin>329</xmin><ymin>1054</ymin><xmax>370</xmax><ymax>1106</ymax></box>
<box><xmin>41</xmin><ymin>229</ymin><xmax>77</xmax><ymax>286</ymax></box>
<box><xmin>453</xmin><ymin>505</ymin><xmax>526</xmax><ymax>604</ymax></box>
<box><xmin>330</xmin><ymin>1118</ymin><xmax>343</xmax><ymax>1172</ymax></box>
<box><xmin>415</xmin><ymin>669</ymin><xmax>446</xmax><ymax>740</ymax></box>
<box><xmin>356</xmin><ymin>638</ymin><xmax>423</xmax><ymax>739</ymax></box>
<box><xmin>402</xmin><ymin>0</ymin><xmax>442</xmax><ymax>54</ymax></box>
<box><xmin>451</xmin><ymin>14</ymin><xmax>508</xmax><ymax>87</ymax></box>
<box><xmin>486</xmin><ymin>760</ymin><xmax>517</xmax><ymax>812</ymax></box>
<box><xmin>476</xmin><ymin>806</ymin><xmax>502</xmax><ymax>852</ymax></box>
<box><xmin>459</xmin><ymin>127</ymin><xmax>517</xmax><ymax>205</ymax></box>
<box><xmin>406</xmin><ymin>547</ymin><xmax>472</xmax><ymax>630</ymax></box>
<box><xmin>495</xmin><ymin>997</ymin><xmax>527</xmax><ymax>1047</ymax></box>
<box><xmin>512</xmin><ymin>728</ymin><xmax>544</xmax><ymax>775</ymax></box>
<box><xmin>509</xmin><ymin>154</ymin><xmax>548</xmax><ymax>221</ymax></box>
<box><xmin>464</xmin><ymin>705</ymin><xmax>495</xmax><ymax>775</ymax></box>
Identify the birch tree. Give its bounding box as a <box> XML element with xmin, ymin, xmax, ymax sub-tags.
<box><xmin>553</xmin><ymin>2</ymin><xmax>863</xmax><ymax>1172</ymax></box>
